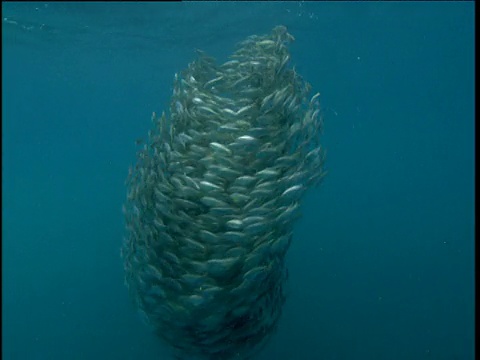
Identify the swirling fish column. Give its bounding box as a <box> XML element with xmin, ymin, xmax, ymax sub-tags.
<box><xmin>122</xmin><ymin>25</ymin><xmax>326</xmax><ymax>360</ymax></box>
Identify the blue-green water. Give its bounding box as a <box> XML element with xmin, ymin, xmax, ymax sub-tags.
<box><xmin>2</xmin><ymin>2</ymin><xmax>474</xmax><ymax>359</ymax></box>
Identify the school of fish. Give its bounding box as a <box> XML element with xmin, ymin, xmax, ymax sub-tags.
<box><xmin>122</xmin><ymin>25</ymin><xmax>326</xmax><ymax>359</ymax></box>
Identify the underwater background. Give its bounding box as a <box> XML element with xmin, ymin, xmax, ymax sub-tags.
<box><xmin>2</xmin><ymin>2</ymin><xmax>474</xmax><ymax>360</ymax></box>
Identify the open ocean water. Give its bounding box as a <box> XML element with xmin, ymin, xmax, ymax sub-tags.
<box><xmin>1</xmin><ymin>2</ymin><xmax>474</xmax><ymax>360</ymax></box>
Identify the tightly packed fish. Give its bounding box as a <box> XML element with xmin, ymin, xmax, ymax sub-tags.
<box><xmin>122</xmin><ymin>25</ymin><xmax>326</xmax><ymax>360</ymax></box>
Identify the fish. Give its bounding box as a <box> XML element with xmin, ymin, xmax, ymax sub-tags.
<box><xmin>280</xmin><ymin>184</ymin><xmax>305</xmax><ymax>203</ymax></box>
<box><xmin>209</xmin><ymin>142</ymin><xmax>233</xmax><ymax>156</ymax></box>
<box><xmin>200</xmin><ymin>196</ymin><xmax>229</xmax><ymax>208</ymax></box>
<box><xmin>122</xmin><ymin>25</ymin><xmax>326</xmax><ymax>360</ymax></box>
<box><xmin>199</xmin><ymin>180</ymin><xmax>223</xmax><ymax>192</ymax></box>
<box><xmin>225</xmin><ymin>219</ymin><xmax>243</xmax><ymax>230</ymax></box>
